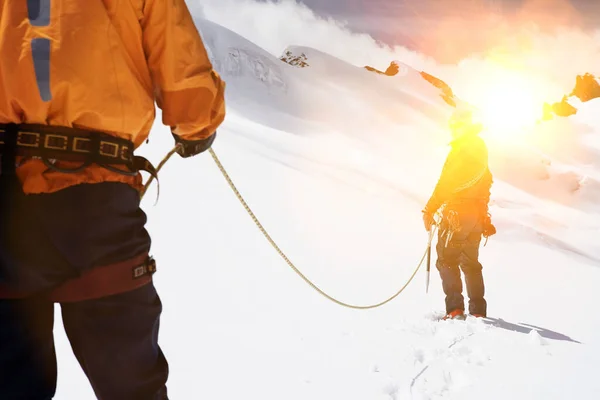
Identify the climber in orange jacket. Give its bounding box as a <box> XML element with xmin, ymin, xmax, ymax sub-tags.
<box><xmin>422</xmin><ymin>109</ymin><xmax>495</xmax><ymax>320</ymax></box>
<box><xmin>0</xmin><ymin>1</ymin><xmax>225</xmax><ymax>398</ymax></box>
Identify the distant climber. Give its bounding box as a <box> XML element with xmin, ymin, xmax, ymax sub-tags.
<box><xmin>422</xmin><ymin>110</ymin><xmax>496</xmax><ymax>320</ymax></box>
<box><xmin>0</xmin><ymin>0</ymin><xmax>225</xmax><ymax>398</ymax></box>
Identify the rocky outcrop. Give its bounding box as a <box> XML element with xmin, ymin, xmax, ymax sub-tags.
<box><xmin>419</xmin><ymin>71</ymin><xmax>456</xmax><ymax>107</ymax></box>
<box><xmin>570</xmin><ymin>73</ymin><xmax>600</xmax><ymax>103</ymax></box>
<box><xmin>280</xmin><ymin>50</ymin><xmax>309</xmax><ymax>68</ymax></box>
<box><xmin>543</xmin><ymin>73</ymin><xmax>598</xmax><ymax>119</ymax></box>
<box><xmin>364</xmin><ymin>61</ymin><xmax>400</xmax><ymax>76</ymax></box>
<box><xmin>364</xmin><ymin>61</ymin><xmax>457</xmax><ymax>107</ymax></box>
<box><xmin>543</xmin><ymin>96</ymin><xmax>578</xmax><ymax>120</ymax></box>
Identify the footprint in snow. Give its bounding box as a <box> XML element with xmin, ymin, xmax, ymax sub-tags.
<box><xmin>383</xmin><ymin>383</ymin><xmax>399</xmax><ymax>400</ymax></box>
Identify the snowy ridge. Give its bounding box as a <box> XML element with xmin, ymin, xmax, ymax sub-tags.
<box><xmin>197</xmin><ymin>19</ymin><xmax>286</xmax><ymax>87</ymax></box>
<box><xmin>195</xmin><ymin>18</ymin><xmax>600</xmax><ymax>262</ymax></box>
<box><xmin>280</xmin><ymin>45</ymin><xmax>452</xmax><ymax>111</ymax></box>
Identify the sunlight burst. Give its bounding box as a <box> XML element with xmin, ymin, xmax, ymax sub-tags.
<box><xmin>462</xmin><ymin>67</ymin><xmax>548</xmax><ymax>139</ymax></box>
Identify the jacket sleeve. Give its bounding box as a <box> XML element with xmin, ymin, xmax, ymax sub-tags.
<box><xmin>425</xmin><ymin>139</ymin><xmax>488</xmax><ymax>214</ymax></box>
<box><xmin>140</xmin><ymin>0</ymin><xmax>226</xmax><ymax>141</ymax></box>
<box><xmin>425</xmin><ymin>151</ymin><xmax>455</xmax><ymax>214</ymax></box>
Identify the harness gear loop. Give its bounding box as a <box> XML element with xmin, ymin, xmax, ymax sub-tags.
<box><xmin>440</xmin><ymin>208</ymin><xmax>460</xmax><ymax>247</ymax></box>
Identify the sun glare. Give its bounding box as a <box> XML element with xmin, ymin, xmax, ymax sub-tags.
<box><xmin>461</xmin><ymin>67</ymin><xmax>548</xmax><ymax>140</ymax></box>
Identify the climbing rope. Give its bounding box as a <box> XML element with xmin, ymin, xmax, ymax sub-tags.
<box><xmin>208</xmin><ymin>148</ymin><xmax>437</xmax><ymax>309</ymax></box>
<box><xmin>142</xmin><ymin>145</ymin><xmax>436</xmax><ymax>309</ymax></box>
<box><xmin>139</xmin><ymin>143</ymin><xmax>183</xmax><ymax>200</ymax></box>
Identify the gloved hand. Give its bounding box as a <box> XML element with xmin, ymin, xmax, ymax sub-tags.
<box><xmin>173</xmin><ymin>132</ymin><xmax>217</xmax><ymax>158</ymax></box>
<box><xmin>482</xmin><ymin>214</ymin><xmax>496</xmax><ymax>238</ymax></box>
<box><xmin>422</xmin><ymin>209</ymin><xmax>435</xmax><ymax>232</ymax></box>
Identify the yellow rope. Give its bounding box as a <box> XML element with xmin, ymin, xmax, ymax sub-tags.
<box><xmin>139</xmin><ymin>143</ymin><xmax>183</xmax><ymax>200</ymax></box>
<box><xmin>141</xmin><ymin>145</ymin><xmax>435</xmax><ymax>309</ymax></box>
<box><xmin>208</xmin><ymin>147</ymin><xmax>436</xmax><ymax>310</ymax></box>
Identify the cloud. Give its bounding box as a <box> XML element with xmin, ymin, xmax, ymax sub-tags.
<box><xmin>194</xmin><ymin>0</ymin><xmax>600</xmax><ymax>108</ymax></box>
<box><xmin>197</xmin><ymin>0</ymin><xmax>438</xmax><ymax>72</ymax></box>
<box><xmin>443</xmin><ymin>26</ymin><xmax>600</xmax><ymax>102</ymax></box>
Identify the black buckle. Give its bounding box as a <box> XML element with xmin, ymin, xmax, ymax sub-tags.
<box><xmin>132</xmin><ymin>257</ymin><xmax>157</xmax><ymax>279</ymax></box>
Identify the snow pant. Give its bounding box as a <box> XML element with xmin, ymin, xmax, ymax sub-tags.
<box><xmin>436</xmin><ymin>210</ymin><xmax>487</xmax><ymax>316</ymax></box>
<box><xmin>0</xmin><ymin>285</ymin><xmax>168</xmax><ymax>400</ymax></box>
<box><xmin>0</xmin><ymin>169</ymin><xmax>169</xmax><ymax>399</ymax></box>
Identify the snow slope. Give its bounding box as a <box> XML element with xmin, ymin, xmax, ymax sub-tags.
<box><xmin>53</xmin><ymin>17</ymin><xmax>600</xmax><ymax>400</ymax></box>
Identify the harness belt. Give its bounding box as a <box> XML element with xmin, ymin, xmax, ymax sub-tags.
<box><xmin>0</xmin><ymin>123</ymin><xmax>157</xmax><ymax>179</ymax></box>
<box><xmin>50</xmin><ymin>255</ymin><xmax>157</xmax><ymax>303</ymax></box>
<box><xmin>0</xmin><ymin>254</ymin><xmax>157</xmax><ymax>302</ymax></box>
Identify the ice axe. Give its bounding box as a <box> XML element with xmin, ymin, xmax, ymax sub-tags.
<box><xmin>425</xmin><ymin>230</ymin><xmax>432</xmax><ymax>293</ymax></box>
<box><xmin>425</xmin><ymin>217</ymin><xmax>437</xmax><ymax>294</ymax></box>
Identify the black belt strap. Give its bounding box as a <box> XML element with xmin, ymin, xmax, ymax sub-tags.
<box><xmin>0</xmin><ymin>123</ymin><xmax>157</xmax><ymax>181</ymax></box>
<box><xmin>0</xmin><ymin>124</ymin><xmax>17</xmax><ymax>174</ymax></box>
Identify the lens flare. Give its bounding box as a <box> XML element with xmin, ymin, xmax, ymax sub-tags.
<box><xmin>476</xmin><ymin>77</ymin><xmax>540</xmax><ymax>131</ymax></box>
<box><xmin>458</xmin><ymin>65</ymin><xmax>551</xmax><ymax>140</ymax></box>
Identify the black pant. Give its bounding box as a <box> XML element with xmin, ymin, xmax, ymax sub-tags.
<box><xmin>0</xmin><ymin>172</ymin><xmax>168</xmax><ymax>399</ymax></box>
<box><xmin>436</xmin><ymin>211</ymin><xmax>487</xmax><ymax>316</ymax></box>
<box><xmin>0</xmin><ymin>284</ymin><xmax>168</xmax><ymax>400</ymax></box>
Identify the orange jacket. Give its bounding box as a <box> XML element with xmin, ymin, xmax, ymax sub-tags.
<box><xmin>425</xmin><ymin>134</ymin><xmax>492</xmax><ymax>215</ymax></box>
<box><xmin>0</xmin><ymin>0</ymin><xmax>225</xmax><ymax>194</ymax></box>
